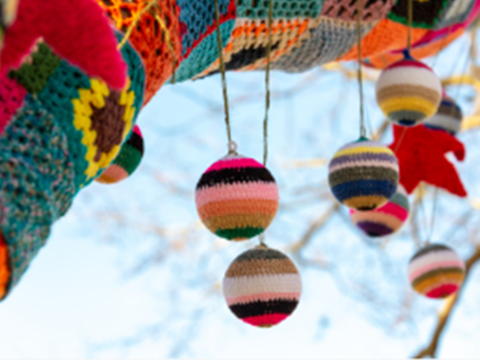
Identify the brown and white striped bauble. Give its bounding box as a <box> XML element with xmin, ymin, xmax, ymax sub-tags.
<box><xmin>223</xmin><ymin>246</ymin><xmax>301</xmax><ymax>328</ymax></box>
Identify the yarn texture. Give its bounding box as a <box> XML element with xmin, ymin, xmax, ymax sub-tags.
<box><xmin>328</xmin><ymin>138</ymin><xmax>399</xmax><ymax>211</ymax></box>
<box><xmin>350</xmin><ymin>184</ymin><xmax>409</xmax><ymax>237</ymax></box>
<box><xmin>376</xmin><ymin>52</ymin><xmax>442</xmax><ymax>126</ymax></box>
<box><xmin>195</xmin><ymin>153</ymin><xmax>279</xmax><ymax>241</ymax></box>
<box><xmin>408</xmin><ymin>244</ymin><xmax>465</xmax><ymax>299</ymax></box>
<box><xmin>96</xmin><ymin>125</ymin><xmax>144</xmax><ymax>184</ymax></box>
<box><xmin>424</xmin><ymin>95</ymin><xmax>463</xmax><ymax>135</ymax></box>
<box><xmin>388</xmin><ymin>124</ymin><xmax>467</xmax><ymax>197</ymax></box>
<box><xmin>223</xmin><ymin>245</ymin><xmax>301</xmax><ymax>328</ymax></box>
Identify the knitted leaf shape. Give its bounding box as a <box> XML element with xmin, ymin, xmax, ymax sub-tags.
<box><xmin>388</xmin><ymin>124</ymin><xmax>467</xmax><ymax>197</ymax></box>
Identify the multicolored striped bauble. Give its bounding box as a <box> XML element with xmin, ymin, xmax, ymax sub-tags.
<box><xmin>96</xmin><ymin>125</ymin><xmax>144</xmax><ymax>184</ymax></box>
<box><xmin>223</xmin><ymin>245</ymin><xmax>301</xmax><ymax>328</ymax></box>
<box><xmin>195</xmin><ymin>153</ymin><xmax>279</xmax><ymax>241</ymax></box>
<box><xmin>350</xmin><ymin>184</ymin><xmax>409</xmax><ymax>237</ymax></box>
<box><xmin>408</xmin><ymin>244</ymin><xmax>465</xmax><ymax>299</ymax></box>
<box><xmin>424</xmin><ymin>95</ymin><xmax>463</xmax><ymax>136</ymax></box>
<box><xmin>376</xmin><ymin>52</ymin><xmax>442</xmax><ymax>126</ymax></box>
<box><xmin>328</xmin><ymin>138</ymin><xmax>399</xmax><ymax>211</ymax></box>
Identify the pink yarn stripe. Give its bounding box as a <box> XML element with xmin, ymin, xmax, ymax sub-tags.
<box><xmin>0</xmin><ymin>77</ymin><xmax>27</xmax><ymax>135</ymax></box>
<box><xmin>133</xmin><ymin>125</ymin><xmax>142</xmax><ymax>137</ymax></box>
<box><xmin>375</xmin><ymin>203</ymin><xmax>408</xmax><ymax>221</ymax></box>
<box><xmin>226</xmin><ymin>292</ymin><xmax>301</xmax><ymax>306</ymax></box>
<box><xmin>195</xmin><ymin>182</ymin><xmax>279</xmax><ymax>208</ymax></box>
<box><xmin>387</xmin><ymin>59</ymin><xmax>432</xmax><ymax>71</ymax></box>
<box><xmin>242</xmin><ymin>313</ymin><xmax>289</xmax><ymax>327</ymax></box>
<box><xmin>205</xmin><ymin>158</ymin><xmax>264</xmax><ymax>172</ymax></box>
<box><xmin>426</xmin><ymin>284</ymin><xmax>459</xmax><ymax>299</ymax></box>
<box><xmin>408</xmin><ymin>261</ymin><xmax>465</xmax><ymax>281</ymax></box>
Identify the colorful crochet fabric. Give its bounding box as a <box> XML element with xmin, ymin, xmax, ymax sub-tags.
<box><xmin>376</xmin><ymin>52</ymin><xmax>442</xmax><ymax>126</ymax></box>
<box><xmin>96</xmin><ymin>125</ymin><xmax>144</xmax><ymax>184</ymax></box>
<box><xmin>350</xmin><ymin>184</ymin><xmax>410</xmax><ymax>237</ymax></box>
<box><xmin>223</xmin><ymin>245</ymin><xmax>301</xmax><ymax>328</ymax></box>
<box><xmin>195</xmin><ymin>153</ymin><xmax>279</xmax><ymax>241</ymax></box>
<box><xmin>408</xmin><ymin>244</ymin><xmax>465</xmax><ymax>299</ymax></box>
<box><xmin>328</xmin><ymin>138</ymin><xmax>399</xmax><ymax>211</ymax></box>
<box><xmin>388</xmin><ymin>124</ymin><xmax>467</xmax><ymax>197</ymax></box>
<box><xmin>0</xmin><ymin>0</ymin><xmax>18</xmax><ymax>54</ymax></box>
<box><xmin>424</xmin><ymin>94</ymin><xmax>463</xmax><ymax>136</ymax></box>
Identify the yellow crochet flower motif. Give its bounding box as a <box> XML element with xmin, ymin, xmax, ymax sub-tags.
<box><xmin>72</xmin><ymin>77</ymin><xmax>136</xmax><ymax>183</ymax></box>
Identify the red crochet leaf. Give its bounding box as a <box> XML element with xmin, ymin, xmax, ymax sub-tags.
<box><xmin>0</xmin><ymin>0</ymin><xmax>126</xmax><ymax>89</ymax></box>
<box><xmin>388</xmin><ymin>124</ymin><xmax>467</xmax><ymax>197</ymax></box>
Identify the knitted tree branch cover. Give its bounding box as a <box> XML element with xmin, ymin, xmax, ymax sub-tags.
<box><xmin>0</xmin><ymin>0</ymin><xmax>478</xmax><ymax>299</ymax></box>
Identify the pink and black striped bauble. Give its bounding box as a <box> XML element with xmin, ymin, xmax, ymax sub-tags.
<box><xmin>195</xmin><ymin>153</ymin><xmax>279</xmax><ymax>241</ymax></box>
<box><xmin>350</xmin><ymin>185</ymin><xmax>409</xmax><ymax>237</ymax></box>
<box><xmin>408</xmin><ymin>244</ymin><xmax>465</xmax><ymax>299</ymax></box>
<box><xmin>223</xmin><ymin>246</ymin><xmax>301</xmax><ymax>328</ymax></box>
<box><xmin>376</xmin><ymin>52</ymin><xmax>442</xmax><ymax>126</ymax></box>
<box><xmin>96</xmin><ymin>125</ymin><xmax>144</xmax><ymax>184</ymax></box>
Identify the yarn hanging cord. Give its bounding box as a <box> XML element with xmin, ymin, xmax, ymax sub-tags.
<box><xmin>356</xmin><ymin>0</ymin><xmax>366</xmax><ymax>138</ymax></box>
<box><xmin>259</xmin><ymin>0</ymin><xmax>274</xmax><ymax>247</ymax></box>
<box><xmin>407</xmin><ymin>0</ymin><xmax>413</xmax><ymax>51</ymax></box>
<box><xmin>213</xmin><ymin>0</ymin><xmax>234</xmax><ymax>151</ymax></box>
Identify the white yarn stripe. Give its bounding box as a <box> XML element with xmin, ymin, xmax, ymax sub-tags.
<box><xmin>408</xmin><ymin>250</ymin><xmax>464</xmax><ymax>275</ymax></box>
<box><xmin>329</xmin><ymin>160</ymin><xmax>399</xmax><ymax>174</ymax></box>
<box><xmin>376</xmin><ymin>67</ymin><xmax>441</xmax><ymax>93</ymax></box>
<box><xmin>223</xmin><ymin>273</ymin><xmax>302</xmax><ymax>298</ymax></box>
<box><xmin>425</xmin><ymin>114</ymin><xmax>461</xmax><ymax>133</ymax></box>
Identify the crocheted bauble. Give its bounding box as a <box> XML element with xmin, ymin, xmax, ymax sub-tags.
<box><xmin>96</xmin><ymin>125</ymin><xmax>144</xmax><ymax>184</ymax></box>
<box><xmin>195</xmin><ymin>153</ymin><xmax>279</xmax><ymax>241</ymax></box>
<box><xmin>223</xmin><ymin>245</ymin><xmax>301</xmax><ymax>328</ymax></box>
<box><xmin>408</xmin><ymin>244</ymin><xmax>465</xmax><ymax>299</ymax></box>
<box><xmin>424</xmin><ymin>95</ymin><xmax>463</xmax><ymax>136</ymax></box>
<box><xmin>328</xmin><ymin>138</ymin><xmax>399</xmax><ymax>211</ymax></box>
<box><xmin>375</xmin><ymin>52</ymin><xmax>442</xmax><ymax>126</ymax></box>
<box><xmin>350</xmin><ymin>184</ymin><xmax>409</xmax><ymax>237</ymax></box>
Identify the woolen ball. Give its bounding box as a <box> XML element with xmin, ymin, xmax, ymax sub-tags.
<box><xmin>350</xmin><ymin>184</ymin><xmax>409</xmax><ymax>237</ymax></box>
<box><xmin>195</xmin><ymin>153</ymin><xmax>279</xmax><ymax>241</ymax></box>
<box><xmin>376</xmin><ymin>52</ymin><xmax>442</xmax><ymax>126</ymax></box>
<box><xmin>223</xmin><ymin>245</ymin><xmax>302</xmax><ymax>328</ymax></box>
<box><xmin>328</xmin><ymin>138</ymin><xmax>399</xmax><ymax>211</ymax></box>
<box><xmin>424</xmin><ymin>95</ymin><xmax>463</xmax><ymax>136</ymax></box>
<box><xmin>96</xmin><ymin>125</ymin><xmax>144</xmax><ymax>184</ymax></box>
<box><xmin>408</xmin><ymin>244</ymin><xmax>465</xmax><ymax>299</ymax></box>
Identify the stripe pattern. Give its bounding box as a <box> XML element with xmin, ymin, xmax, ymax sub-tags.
<box><xmin>96</xmin><ymin>125</ymin><xmax>144</xmax><ymax>184</ymax></box>
<box><xmin>328</xmin><ymin>138</ymin><xmax>399</xmax><ymax>211</ymax></box>
<box><xmin>196</xmin><ymin>153</ymin><xmax>279</xmax><ymax>241</ymax></box>
<box><xmin>424</xmin><ymin>95</ymin><xmax>463</xmax><ymax>135</ymax></box>
<box><xmin>408</xmin><ymin>244</ymin><xmax>465</xmax><ymax>299</ymax></box>
<box><xmin>376</xmin><ymin>53</ymin><xmax>442</xmax><ymax>126</ymax></box>
<box><xmin>350</xmin><ymin>184</ymin><xmax>409</xmax><ymax>237</ymax></box>
<box><xmin>223</xmin><ymin>246</ymin><xmax>301</xmax><ymax>328</ymax></box>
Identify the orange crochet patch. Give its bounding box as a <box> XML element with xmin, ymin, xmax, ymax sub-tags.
<box><xmin>0</xmin><ymin>233</ymin><xmax>10</xmax><ymax>300</ymax></box>
<box><xmin>338</xmin><ymin>18</ymin><xmax>428</xmax><ymax>62</ymax></box>
<box><xmin>95</xmin><ymin>0</ymin><xmax>182</xmax><ymax>105</ymax></box>
<box><xmin>366</xmin><ymin>27</ymin><xmax>465</xmax><ymax>68</ymax></box>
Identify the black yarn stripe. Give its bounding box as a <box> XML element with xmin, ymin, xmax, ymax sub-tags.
<box><xmin>410</xmin><ymin>244</ymin><xmax>454</xmax><ymax>262</ymax></box>
<box><xmin>328</xmin><ymin>166</ymin><xmax>399</xmax><ymax>187</ymax></box>
<box><xmin>127</xmin><ymin>131</ymin><xmax>144</xmax><ymax>154</ymax></box>
<box><xmin>229</xmin><ymin>299</ymin><xmax>299</xmax><ymax>319</ymax></box>
<box><xmin>196</xmin><ymin>167</ymin><xmax>275</xmax><ymax>189</ymax></box>
<box><xmin>234</xmin><ymin>248</ymin><xmax>288</xmax><ymax>262</ymax></box>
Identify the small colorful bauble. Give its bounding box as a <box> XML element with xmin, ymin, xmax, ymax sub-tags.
<box><xmin>96</xmin><ymin>125</ymin><xmax>144</xmax><ymax>184</ymax></box>
<box><xmin>223</xmin><ymin>245</ymin><xmax>302</xmax><ymax>328</ymax></box>
<box><xmin>350</xmin><ymin>184</ymin><xmax>409</xmax><ymax>237</ymax></box>
<box><xmin>195</xmin><ymin>152</ymin><xmax>279</xmax><ymax>241</ymax></box>
<box><xmin>328</xmin><ymin>138</ymin><xmax>399</xmax><ymax>211</ymax></box>
<box><xmin>424</xmin><ymin>95</ymin><xmax>463</xmax><ymax>136</ymax></box>
<box><xmin>376</xmin><ymin>51</ymin><xmax>442</xmax><ymax>126</ymax></box>
<box><xmin>408</xmin><ymin>244</ymin><xmax>465</xmax><ymax>299</ymax></box>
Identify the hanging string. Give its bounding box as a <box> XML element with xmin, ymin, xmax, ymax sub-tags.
<box><xmin>213</xmin><ymin>0</ymin><xmax>233</xmax><ymax>150</ymax></box>
<box><xmin>356</xmin><ymin>0</ymin><xmax>366</xmax><ymax>138</ymax></box>
<box><xmin>407</xmin><ymin>0</ymin><xmax>413</xmax><ymax>51</ymax></box>
<box><xmin>263</xmin><ymin>0</ymin><xmax>274</xmax><ymax>166</ymax></box>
